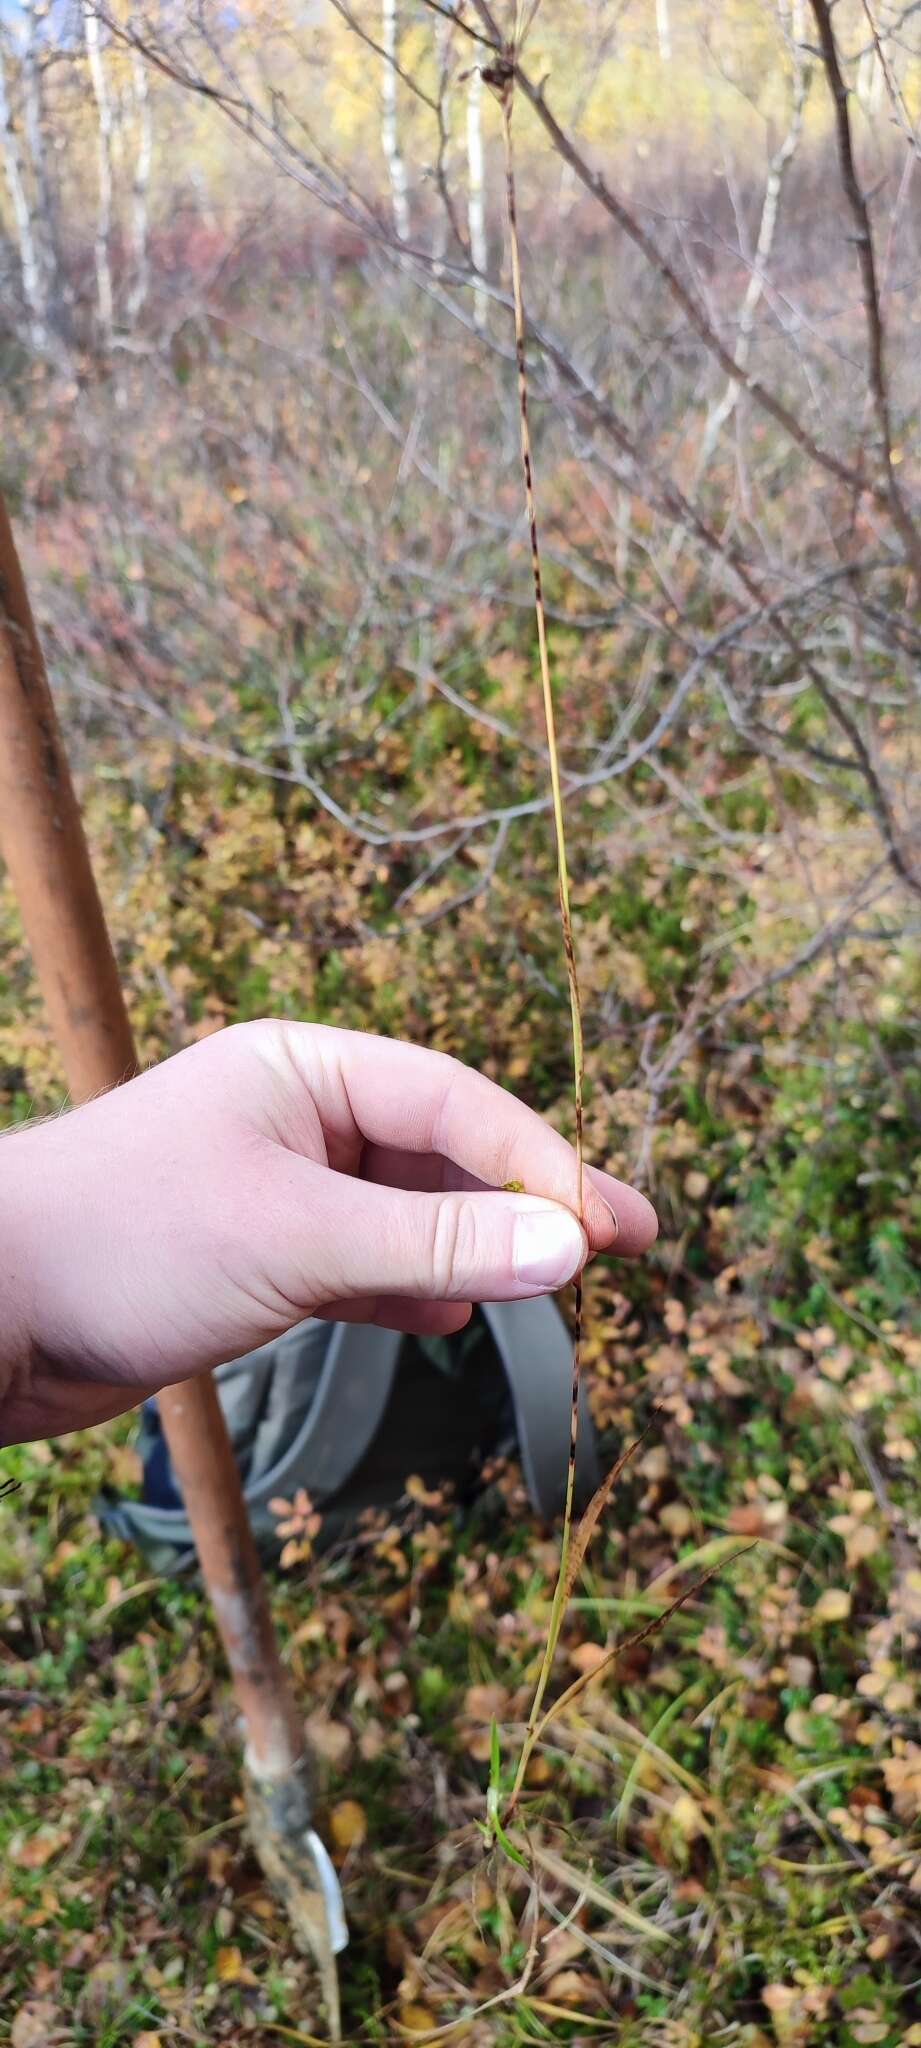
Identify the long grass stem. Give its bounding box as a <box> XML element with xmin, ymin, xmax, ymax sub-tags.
<box><xmin>487</xmin><ymin>57</ymin><xmax>585</xmax><ymax>1820</ymax></box>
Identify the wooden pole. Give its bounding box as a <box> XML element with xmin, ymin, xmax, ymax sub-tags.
<box><xmin>0</xmin><ymin>490</ymin><xmax>343</xmax><ymax>2028</ymax></box>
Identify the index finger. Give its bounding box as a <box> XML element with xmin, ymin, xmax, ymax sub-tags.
<box><xmin>281</xmin><ymin>1024</ymin><xmax>658</xmax><ymax>1258</ymax></box>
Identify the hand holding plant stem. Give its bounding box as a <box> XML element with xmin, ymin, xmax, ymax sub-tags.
<box><xmin>0</xmin><ymin>1019</ymin><xmax>655</xmax><ymax>1446</ymax></box>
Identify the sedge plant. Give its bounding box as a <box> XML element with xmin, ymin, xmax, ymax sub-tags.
<box><xmin>482</xmin><ymin>30</ymin><xmax>747</xmax><ymax>1849</ymax></box>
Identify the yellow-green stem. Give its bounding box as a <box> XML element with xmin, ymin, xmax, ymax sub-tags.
<box><xmin>493</xmin><ymin>70</ymin><xmax>585</xmax><ymax>1820</ymax></box>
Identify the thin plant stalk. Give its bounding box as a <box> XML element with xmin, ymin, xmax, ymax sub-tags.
<box><xmin>530</xmin><ymin>1551</ymin><xmax>752</xmax><ymax>1745</ymax></box>
<box><xmin>485</xmin><ymin>54</ymin><xmax>590</xmax><ymax>1820</ymax></box>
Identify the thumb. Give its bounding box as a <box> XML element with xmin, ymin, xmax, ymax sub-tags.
<box><xmin>291</xmin><ymin>1168</ymin><xmax>589</xmax><ymax>1306</ymax></box>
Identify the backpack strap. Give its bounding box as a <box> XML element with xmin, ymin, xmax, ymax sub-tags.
<box><xmin>271</xmin><ymin>1320</ymin><xmax>402</xmax><ymax>1503</ymax></box>
<box><xmin>232</xmin><ymin>1303</ymin><xmax>598</xmax><ymax>1528</ymax></box>
<box><xmin>209</xmin><ymin>1320</ymin><xmax>403</xmax><ymax>1545</ymax></box>
<box><xmin>480</xmin><ymin>1297</ymin><xmax>601</xmax><ymax>1520</ymax></box>
<box><xmin>99</xmin><ymin>1300</ymin><xmax>599</xmax><ymax>1567</ymax></box>
<box><xmin>98</xmin><ymin>1323</ymin><xmax>402</xmax><ymax>1566</ymax></box>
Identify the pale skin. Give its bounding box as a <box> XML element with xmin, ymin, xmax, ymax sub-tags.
<box><xmin>0</xmin><ymin>1020</ymin><xmax>657</xmax><ymax>1446</ymax></box>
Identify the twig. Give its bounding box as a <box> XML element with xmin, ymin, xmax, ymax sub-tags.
<box><xmin>859</xmin><ymin>0</ymin><xmax>921</xmax><ymax>162</ymax></box>
<box><xmin>694</xmin><ymin>1</ymin><xmax>811</xmax><ymax>482</ymax></box>
<box><xmin>468</xmin><ymin>0</ymin><xmax>885</xmax><ymax>509</ymax></box>
<box><xmin>809</xmin><ymin>0</ymin><xmax>921</xmax><ymax>585</ymax></box>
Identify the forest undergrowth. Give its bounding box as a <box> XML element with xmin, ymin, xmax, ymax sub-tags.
<box><xmin>1</xmin><ymin>268</ymin><xmax>919</xmax><ymax>2045</ymax></box>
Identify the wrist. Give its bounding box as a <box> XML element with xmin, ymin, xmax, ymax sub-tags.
<box><xmin>0</xmin><ymin>1127</ymin><xmax>41</xmax><ymax>1442</ymax></box>
<box><xmin>0</xmin><ymin>1112</ymin><xmax>169</xmax><ymax>1444</ymax></box>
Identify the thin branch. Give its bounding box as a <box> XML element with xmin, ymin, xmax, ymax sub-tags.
<box><xmin>695</xmin><ymin>1</ymin><xmax>811</xmax><ymax>478</ymax></box>
<box><xmin>809</xmin><ymin>0</ymin><xmax>921</xmax><ymax>583</ymax></box>
<box><xmin>860</xmin><ymin>0</ymin><xmax>921</xmax><ymax>159</ymax></box>
<box><xmin>328</xmin><ymin>0</ymin><xmax>440</xmax><ymax>113</ymax></box>
<box><xmin>468</xmin><ymin>0</ymin><xmax>911</xmax><ymax>520</ymax></box>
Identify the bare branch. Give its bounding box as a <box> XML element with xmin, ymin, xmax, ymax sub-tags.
<box><xmin>809</xmin><ymin>0</ymin><xmax>921</xmax><ymax>583</ymax></box>
<box><xmin>466</xmin><ymin>0</ymin><xmax>919</xmax><ymax>544</ymax></box>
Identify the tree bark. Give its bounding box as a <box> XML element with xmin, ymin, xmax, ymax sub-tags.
<box><xmin>696</xmin><ymin>0</ymin><xmax>809</xmax><ymax>478</ymax></box>
<box><xmin>83</xmin><ymin>2</ymin><xmax>115</xmax><ymax>346</ymax></box>
<box><xmin>21</xmin><ymin>4</ymin><xmax>60</xmax><ymax>333</ymax></box>
<box><xmin>0</xmin><ymin>29</ymin><xmax>48</xmax><ymax>349</ymax></box>
<box><xmin>466</xmin><ymin>65</ymin><xmax>487</xmax><ymax>329</ymax></box>
<box><xmin>125</xmin><ymin>42</ymin><xmax>152</xmax><ymax>324</ymax></box>
<box><xmin>381</xmin><ymin>0</ymin><xmax>410</xmax><ymax>242</ymax></box>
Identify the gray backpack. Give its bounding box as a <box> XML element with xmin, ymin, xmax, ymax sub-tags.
<box><xmin>100</xmin><ymin>1298</ymin><xmax>600</xmax><ymax>1573</ymax></box>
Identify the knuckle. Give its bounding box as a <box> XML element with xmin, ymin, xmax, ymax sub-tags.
<box><xmin>221</xmin><ymin>1017</ymin><xmax>295</xmax><ymax>1083</ymax></box>
<box><xmin>429</xmin><ymin>1195</ymin><xmax>478</xmax><ymax>1298</ymax></box>
<box><xmin>212</xmin><ymin>1017</ymin><xmax>269</xmax><ymax>1065</ymax></box>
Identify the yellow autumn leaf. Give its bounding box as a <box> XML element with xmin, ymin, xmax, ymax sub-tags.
<box><xmin>215</xmin><ymin>1944</ymin><xmax>245</xmax><ymax>1982</ymax></box>
<box><xmin>671</xmin><ymin>1791</ymin><xmax>706</xmax><ymax>1840</ymax></box>
<box><xmin>785</xmin><ymin>1707</ymin><xmax>814</xmax><ymax>1749</ymax></box>
<box><xmin>545</xmin><ymin>1968</ymin><xmax>598</xmax><ymax>2004</ymax></box>
<box><xmin>660</xmin><ymin>1500</ymin><xmax>694</xmax><ymax>1539</ymax></box>
<box><xmin>813</xmin><ymin>1588</ymin><xmax>852</xmax><ymax>1623</ymax></box>
<box><xmin>330</xmin><ymin>1799</ymin><xmax>367</xmax><ymax>1849</ymax></box>
<box><xmin>847</xmin><ymin>1524</ymin><xmax>881</xmax><ymax>1565</ymax></box>
<box><xmin>399</xmin><ymin>2006</ymin><xmax>438</xmax><ymax>2035</ymax></box>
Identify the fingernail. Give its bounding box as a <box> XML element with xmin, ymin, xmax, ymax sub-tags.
<box><xmin>514</xmin><ymin>1206</ymin><xmax>585</xmax><ymax>1289</ymax></box>
<box><xmin>596</xmin><ymin>1192</ymin><xmax>619</xmax><ymax>1242</ymax></box>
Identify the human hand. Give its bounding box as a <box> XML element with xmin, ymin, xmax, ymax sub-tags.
<box><xmin>0</xmin><ymin>1021</ymin><xmax>656</xmax><ymax>1442</ymax></box>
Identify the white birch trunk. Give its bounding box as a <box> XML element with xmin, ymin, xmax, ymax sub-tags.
<box><xmin>696</xmin><ymin>0</ymin><xmax>809</xmax><ymax>475</ymax></box>
<box><xmin>466</xmin><ymin>66</ymin><xmax>488</xmax><ymax>330</ymax></box>
<box><xmin>0</xmin><ymin>33</ymin><xmax>47</xmax><ymax>348</ymax></box>
<box><xmin>429</xmin><ymin>7</ymin><xmax>451</xmax><ymax>273</ymax></box>
<box><xmin>21</xmin><ymin>4</ymin><xmax>57</xmax><ymax>324</ymax></box>
<box><xmin>656</xmin><ymin>0</ymin><xmax>672</xmax><ymax>63</ymax></box>
<box><xmin>125</xmin><ymin>44</ymin><xmax>152</xmax><ymax>325</ymax></box>
<box><xmin>381</xmin><ymin>0</ymin><xmax>410</xmax><ymax>243</ymax></box>
<box><xmin>857</xmin><ymin>44</ymin><xmax>884</xmax><ymax>113</ymax></box>
<box><xmin>83</xmin><ymin>3</ymin><xmax>115</xmax><ymax>345</ymax></box>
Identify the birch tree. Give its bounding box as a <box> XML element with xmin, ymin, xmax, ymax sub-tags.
<box><xmin>83</xmin><ymin>2</ymin><xmax>115</xmax><ymax>346</ymax></box>
<box><xmin>21</xmin><ymin>3</ymin><xmax>61</xmax><ymax>333</ymax></box>
<box><xmin>695</xmin><ymin>0</ymin><xmax>810</xmax><ymax>480</ymax></box>
<box><xmin>125</xmin><ymin>42</ymin><xmax>152</xmax><ymax>325</ymax></box>
<box><xmin>0</xmin><ymin>27</ymin><xmax>47</xmax><ymax>349</ymax></box>
<box><xmin>381</xmin><ymin>0</ymin><xmax>410</xmax><ymax>242</ymax></box>
<box><xmin>466</xmin><ymin>64</ymin><xmax>488</xmax><ymax>329</ymax></box>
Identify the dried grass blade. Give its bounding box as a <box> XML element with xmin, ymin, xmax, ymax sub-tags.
<box><xmin>528</xmin><ymin>1842</ymin><xmax>677</xmax><ymax>1943</ymax></box>
<box><xmin>532</xmin><ymin>1549</ymin><xmax>754</xmax><ymax>1745</ymax></box>
<box><xmin>563</xmin><ymin>1416</ymin><xmax>656</xmax><ymax>1602</ymax></box>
